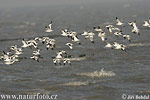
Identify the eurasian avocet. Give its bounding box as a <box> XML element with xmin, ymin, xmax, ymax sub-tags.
<box><xmin>66</xmin><ymin>43</ymin><xmax>73</xmax><ymax>50</ymax></box>
<box><xmin>27</xmin><ymin>39</ymin><xmax>38</xmax><ymax>49</ymax></box>
<box><xmin>116</xmin><ymin>17</ymin><xmax>124</xmax><ymax>26</ymax></box>
<box><xmin>82</xmin><ymin>31</ymin><xmax>89</xmax><ymax>36</ymax></box>
<box><xmin>53</xmin><ymin>58</ymin><xmax>61</xmax><ymax>65</ymax></box>
<box><xmin>4</xmin><ymin>55</ymin><xmax>19</xmax><ymax>62</ymax></box>
<box><xmin>35</xmin><ymin>37</ymin><xmax>43</xmax><ymax>43</ymax></box>
<box><xmin>106</xmin><ymin>25</ymin><xmax>120</xmax><ymax>34</ymax></box>
<box><xmin>4</xmin><ymin>54</ymin><xmax>19</xmax><ymax>65</ymax></box>
<box><xmin>122</xmin><ymin>34</ymin><xmax>131</xmax><ymax>42</ymax></box>
<box><xmin>46</xmin><ymin>42</ymin><xmax>54</xmax><ymax>50</ymax></box>
<box><xmin>105</xmin><ymin>42</ymin><xmax>113</xmax><ymax>49</ymax></box>
<box><xmin>63</xmin><ymin>58</ymin><xmax>71</xmax><ymax>65</ymax></box>
<box><xmin>72</xmin><ymin>35</ymin><xmax>81</xmax><ymax>44</ymax></box>
<box><xmin>106</xmin><ymin>25</ymin><xmax>113</xmax><ymax>34</ymax></box>
<box><xmin>4</xmin><ymin>58</ymin><xmax>19</xmax><ymax>65</ymax></box>
<box><xmin>56</xmin><ymin>50</ymin><xmax>67</xmax><ymax>59</ymax></box>
<box><xmin>93</xmin><ymin>26</ymin><xmax>103</xmax><ymax>32</ymax></box>
<box><xmin>22</xmin><ymin>39</ymin><xmax>31</xmax><ymax>48</ymax></box>
<box><xmin>98</xmin><ymin>31</ymin><xmax>107</xmax><ymax>42</ymax></box>
<box><xmin>143</xmin><ymin>20</ymin><xmax>150</xmax><ymax>28</ymax></box>
<box><xmin>0</xmin><ymin>51</ymin><xmax>10</xmax><ymax>60</ymax></box>
<box><xmin>113</xmin><ymin>42</ymin><xmax>126</xmax><ymax>51</ymax></box>
<box><xmin>128</xmin><ymin>21</ymin><xmax>140</xmax><ymax>35</ymax></box>
<box><xmin>10</xmin><ymin>45</ymin><xmax>23</xmax><ymax>55</ymax></box>
<box><xmin>30</xmin><ymin>55</ymin><xmax>40</xmax><ymax>62</ymax></box>
<box><xmin>113</xmin><ymin>31</ymin><xmax>123</xmax><ymax>37</ymax></box>
<box><xmin>61</xmin><ymin>29</ymin><xmax>69</xmax><ymax>37</ymax></box>
<box><xmin>45</xmin><ymin>21</ymin><xmax>53</xmax><ymax>32</ymax></box>
<box><xmin>33</xmin><ymin>49</ymin><xmax>40</xmax><ymax>56</ymax></box>
<box><xmin>85</xmin><ymin>32</ymin><xmax>95</xmax><ymax>43</ymax></box>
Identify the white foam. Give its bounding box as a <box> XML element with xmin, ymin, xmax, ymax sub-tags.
<box><xmin>69</xmin><ymin>57</ymin><xmax>86</xmax><ymax>61</ymax></box>
<box><xmin>60</xmin><ymin>81</ymin><xmax>94</xmax><ymax>86</ymax></box>
<box><xmin>55</xmin><ymin>57</ymin><xmax>86</xmax><ymax>62</ymax></box>
<box><xmin>76</xmin><ymin>68</ymin><xmax>116</xmax><ymax>78</ymax></box>
<box><xmin>127</xmin><ymin>43</ymin><xmax>150</xmax><ymax>47</ymax></box>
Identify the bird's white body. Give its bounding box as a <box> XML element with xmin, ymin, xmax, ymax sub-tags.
<box><xmin>93</xmin><ymin>26</ymin><xmax>103</xmax><ymax>32</ymax></box>
<box><xmin>113</xmin><ymin>32</ymin><xmax>123</xmax><ymax>37</ymax></box>
<box><xmin>5</xmin><ymin>59</ymin><xmax>18</xmax><ymax>65</ymax></box>
<box><xmin>33</xmin><ymin>49</ymin><xmax>40</xmax><ymax>56</ymax></box>
<box><xmin>116</xmin><ymin>17</ymin><xmax>124</xmax><ymax>26</ymax></box>
<box><xmin>30</xmin><ymin>55</ymin><xmax>40</xmax><ymax>62</ymax></box>
<box><xmin>45</xmin><ymin>21</ymin><xmax>53</xmax><ymax>32</ymax></box>
<box><xmin>82</xmin><ymin>31</ymin><xmax>89</xmax><ymax>36</ymax></box>
<box><xmin>143</xmin><ymin>20</ymin><xmax>150</xmax><ymax>27</ymax></box>
<box><xmin>22</xmin><ymin>39</ymin><xmax>30</xmax><ymax>48</ymax></box>
<box><xmin>63</xmin><ymin>58</ymin><xmax>71</xmax><ymax>65</ymax></box>
<box><xmin>129</xmin><ymin>21</ymin><xmax>140</xmax><ymax>35</ymax></box>
<box><xmin>66</xmin><ymin>43</ymin><xmax>73</xmax><ymax>50</ymax></box>
<box><xmin>106</xmin><ymin>25</ymin><xmax>113</xmax><ymax>34</ymax></box>
<box><xmin>123</xmin><ymin>34</ymin><xmax>131</xmax><ymax>42</ymax></box>
<box><xmin>113</xmin><ymin>42</ymin><xmax>126</xmax><ymax>51</ymax></box>
<box><xmin>98</xmin><ymin>32</ymin><xmax>107</xmax><ymax>42</ymax></box>
<box><xmin>72</xmin><ymin>35</ymin><xmax>80</xmax><ymax>43</ymax></box>
<box><xmin>105</xmin><ymin>42</ymin><xmax>113</xmax><ymax>49</ymax></box>
<box><xmin>61</xmin><ymin>29</ymin><xmax>68</xmax><ymax>37</ymax></box>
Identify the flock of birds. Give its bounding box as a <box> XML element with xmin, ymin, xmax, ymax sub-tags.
<box><xmin>0</xmin><ymin>17</ymin><xmax>150</xmax><ymax>65</ymax></box>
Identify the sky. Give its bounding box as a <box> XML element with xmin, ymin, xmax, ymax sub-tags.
<box><xmin>0</xmin><ymin>0</ymin><xmax>101</xmax><ymax>8</ymax></box>
<box><xmin>0</xmin><ymin>0</ymin><xmax>147</xmax><ymax>8</ymax></box>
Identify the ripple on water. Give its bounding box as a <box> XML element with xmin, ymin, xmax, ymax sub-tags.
<box><xmin>136</xmin><ymin>90</ymin><xmax>150</xmax><ymax>94</ymax></box>
<box><xmin>45</xmin><ymin>85</ymin><xmax>62</xmax><ymax>91</ymax></box>
<box><xmin>60</xmin><ymin>81</ymin><xmax>96</xmax><ymax>87</ymax></box>
<box><xmin>18</xmin><ymin>89</ymin><xmax>51</xmax><ymax>95</ymax></box>
<box><xmin>13</xmin><ymin>78</ymin><xmax>32</xmax><ymax>82</ymax></box>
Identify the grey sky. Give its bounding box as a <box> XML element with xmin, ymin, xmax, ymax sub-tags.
<box><xmin>0</xmin><ymin>0</ymin><xmax>101</xmax><ymax>8</ymax></box>
<box><xmin>0</xmin><ymin>0</ymin><xmax>146</xmax><ymax>8</ymax></box>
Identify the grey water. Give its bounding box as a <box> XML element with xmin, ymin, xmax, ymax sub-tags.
<box><xmin>0</xmin><ymin>0</ymin><xmax>150</xmax><ymax>100</ymax></box>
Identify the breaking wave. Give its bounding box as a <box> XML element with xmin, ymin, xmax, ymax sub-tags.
<box><xmin>76</xmin><ymin>68</ymin><xmax>116</xmax><ymax>78</ymax></box>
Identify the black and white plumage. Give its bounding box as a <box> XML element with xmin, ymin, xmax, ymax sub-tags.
<box><xmin>116</xmin><ymin>17</ymin><xmax>124</xmax><ymax>26</ymax></box>
<box><xmin>22</xmin><ymin>39</ymin><xmax>31</xmax><ymax>48</ymax></box>
<box><xmin>113</xmin><ymin>42</ymin><xmax>126</xmax><ymax>52</ymax></box>
<box><xmin>1</xmin><ymin>17</ymin><xmax>148</xmax><ymax>66</ymax></box>
<box><xmin>85</xmin><ymin>32</ymin><xmax>95</xmax><ymax>43</ymax></box>
<box><xmin>33</xmin><ymin>49</ymin><xmax>41</xmax><ymax>56</ymax></box>
<box><xmin>143</xmin><ymin>20</ymin><xmax>150</xmax><ymax>28</ymax></box>
<box><xmin>30</xmin><ymin>55</ymin><xmax>40</xmax><ymax>62</ymax></box>
<box><xmin>93</xmin><ymin>26</ymin><xmax>103</xmax><ymax>32</ymax></box>
<box><xmin>61</xmin><ymin>29</ymin><xmax>69</xmax><ymax>37</ymax></box>
<box><xmin>10</xmin><ymin>45</ymin><xmax>23</xmax><ymax>55</ymax></box>
<box><xmin>66</xmin><ymin>43</ymin><xmax>73</xmax><ymax>50</ymax></box>
<box><xmin>72</xmin><ymin>35</ymin><xmax>81</xmax><ymax>44</ymax></box>
<box><xmin>98</xmin><ymin>31</ymin><xmax>107</xmax><ymax>42</ymax></box>
<box><xmin>106</xmin><ymin>25</ymin><xmax>121</xmax><ymax>34</ymax></box>
<box><xmin>105</xmin><ymin>42</ymin><xmax>113</xmax><ymax>49</ymax></box>
<box><xmin>128</xmin><ymin>21</ymin><xmax>140</xmax><ymax>35</ymax></box>
<box><xmin>45</xmin><ymin>21</ymin><xmax>53</xmax><ymax>32</ymax></box>
<box><xmin>82</xmin><ymin>31</ymin><xmax>95</xmax><ymax>43</ymax></box>
<box><xmin>63</xmin><ymin>58</ymin><xmax>71</xmax><ymax>65</ymax></box>
<box><xmin>122</xmin><ymin>34</ymin><xmax>131</xmax><ymax>42</ymax></box>
<box><xmin>106</xmin><ymin>25</ymin><xmax>113</xmax><ymax>34</ymax></box>
<box><xmin>113</xmin><ymin>31</ymin><xmax>123</xmax><ymax>37</ymax></box>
